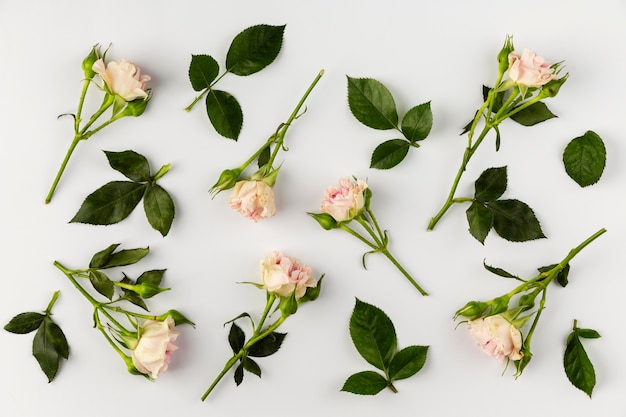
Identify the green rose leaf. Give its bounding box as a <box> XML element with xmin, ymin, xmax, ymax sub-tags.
<box><xmin>226</xmin><ymin>24</ymin><xmax>285</xmax><ymax>76</ymax></box>
<box><xmin>234</xmin><ymin>362</ymin><xmax>244</xmax><ymax>386</ymax></box>
<box><xmin>488</xmin><ymin>199</ymin><xmax>546</xmax><ymax>242</ymax></box>
<box><xmin>563</xmin><ymin>131</ymin><xmax>606</xmax><ymax>187</ymax></box>
<box><xmin>189</xmin><ymin>54</ymin><xmax>219</xmax><ymax>91</ymax></box>
<box><xmin>70</xmin><ymin>181</ymin><xmax>145</xmax><ymax>225</ymax></box>
<box><xmin>474</xmin><ymin>166</ymin><xmax>507</xmax><ymax>203</ymax></box>
<box><xmin>564</xmin><ymin>325</ymin><xmax>600</xmax><ymax>397</ymax></box>
<box><xmin>206</xmin><ymin>89</ymin><xmax>243</xmax><ymax>140</ymax></box>
<box><xmin>370</xmin><ymin>139</ymin><xmax>410</xmax><ymax>170</ymax></box>
<box><xmin>483</xmin><ymin>260</ymin><xmax>521</xmax><ymax>280</ymax></box>
<box><xmin>341</xmin><ymin>371</ymin><xmax>388</xmax><ymax>395</ymax></box>
<box><xmin>160</xmin><ymin>309</ymin><xmax>195</xmax><ymax>327</ymax></box>
<box><xmin>538</xmin><ymin>263</ymin><xmax>570</xmax><ymax>287</ymax></box>
<box><xmin>242</xmin><ymin>357</ymin><xmax>262</xmax><ymax>378</ymax></box>
<box><xmin>248</xmin><ymin>331</ymin><xmax>286</xmax><ymax>357</ymax></box>
<box><xmin>46</xmin><ymin>320</ymin><xmax>69</xmax><ymax>360</ymax></box>
<box><xmin>347</xmin><ymin>76</ymin><xmax>398</xmax><ymax>130</ymax></box>
<box><xmin>4</xmin><ymin>312</ymin><xmax>45</xmax><ymax>334</ymax></box>
<box><xmin>401</xmin><ymin>102</ymin><xmax>433</xmax><ymax>143</ymax></box>
<box><xmin>510</xmin><ymin>101</ymin><xmax>556</xmax><ymax>126</ymax></box>
<box><xmin>104</xmin><ymin>150</ymin><xmax>151</xmax><ymax>182</ymax></box>
<box><xmin>349</xmin><ymin>298</ymin><xmax>397</xmax><ymax>371</ymax></box>
<box><xmin>257</xmin><ymin>145</ymin><xmax>271</xmax><ymax>169</ymax></box>
<box><xmin>143</xmin><ymin>183</ymin><xmax>175</xmax><ymax>236</ymax></box>
<box><xmin>32</xmin><ymin>318</ymin><xmax>68</xmax><ymax>382</ymax></box>
<box><xmin>576</xmin><ymin>328</ymin><xmax>601</xmax><ymax>339</ymax></box>
<box><xmin>228</xmin><ymin>323</ymin><xmax>245</xmax><ymax>353</ymax></box>
<box><xmin>388</xmin><ymin>345</ymin><xmax>428</xmax><ymax>381</ymax></box>
<box><xmin>466</xmin><ymin>202</ymin><xmax>493</xmax><ymax>244</ymax></box>
<box><xmin>89</xmin><ymin>243</ymin><xmax>120</xmax><ymax>269</ymax></box>
<box><xmin>137</xmin><ymin>269</ymin><xmax>165</xmax><ymax>286</ymax></box>
<box><xmin>120</xmin><ymin>276</ymin><xmax>149</xmax><ymax>311</ymax></box>
<box><xmin>89</xmin><ymin>270</ymin><xmax>114</xmax><ymax>300</ymax></box>
<box><xmin>98</xmin><ymin>247</ymin><xmax>150</xmax><ymax>269</ymax></box>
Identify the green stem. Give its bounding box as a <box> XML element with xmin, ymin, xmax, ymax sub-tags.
<box><xmin>355</xmin><ymin>216</ymin><xmax>384</xmax><ymax>248</ymax></box>
<box><xmin>45</xmin><ymin>135</ymin><xmax>81</xmax><ymax>204</ymax></box>
<box><xmin>44</xmin><ymin>290</ymin><xmax>61</xmax><ymax>314</ymax></box>
<box><xmin>387</xmin><ymin>381</ymin><xmax>398</xmax><ymax>393</ymax></box>
<box><xmin>184</xmin><ymin>71</ymin><xmax>230</xmax><ymax>111</ymax></box>
<box><xmin>339</xmin><ymin>224</ymin><xmax>378</xmax><ymax>251</ymax></box>
<box><xmin>75</xmin><ymin>78</ymin><xmax>92</xmax><ymax>132</ymax></box>
<box><xmin>381</xmin><ymin>248</ymin><xmax>428</xmax><ymax>296</ymax></box>
<box><xmin>255</xmin><ymin>294</ymin><xmax>277</xmax><ymax>334</ymax></box>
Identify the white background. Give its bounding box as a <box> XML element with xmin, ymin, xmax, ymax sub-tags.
<box><xmin>1</xmin><ymin>1</ymin><xmax>625</xmax><ymax>416</ymax></box>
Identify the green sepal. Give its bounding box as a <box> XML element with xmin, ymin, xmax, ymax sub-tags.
<box><xmin>279</xmin><ymin>291</ymin><xmax>298</xmax><ymax>317</ymax></box>
<box><xmin>299</xmin><ymin>274</ymin><xmax>324</xmax><ymax>303</ymax></box>
<box><xmin>563</xmin><ymin>130</ymin><xmax>606</xmax><ymax>187</ymax></box>
<box><xmin>189</xmin><ymin>54</ymin><xmax>219</xmax><ymax>91</ymax></box>
<box><xmin>226</xmin><ymin>24</ymin><xmax>285</xmax><ymax>76</ymax></box>
<box><xmin>349</xmin><ymin>298</ymin><xmax>397</xmax><ymax>371</ymax></box>
<box><xmin>143</xmin><ymin>183</ymin><xmax>175</xmax><ymax>236</ymax></box>
<box><xmin>104</xmin><ymin>150</ymin><xmax>151</xmax><ymax>182</ymax></box>
<box><xmin>4</xmin><ymin>312</ymin><xmax>45</xmax><ymax>334</ymax></box>
<box><xmin>347</xmin><ymin>76</ymin><xmax>398</xmax><ymax>130</ymax></box>
<box><xmin>370</xmin><ymin>139</ymin><xmax>410</xmax><ymax>170</ymax></box>
<box><xmin>112</xmin><ymin>95</ymin><xmax>127</xmax><ymax>116</ymax></box>
<box><xmin>121</xmin><ymin>95</ymin><xmax>150</xmax><ymax>117</ymax></box>
<box><xmin>157</xmin><ymin>310</ymin><xmax>195</xmax><ymax>327</ymax></box>
<box><xmin>341</xmin><ymin>371</ymin><xmax>388</xmax><ymax>395</ymax></box>
<box><xmin>70</xmin><ymin>181</ymin><xmax>145</xmax><ymax>225</ymax></box>
<box><xmin>206</xmin><ymin>89</ymin><xmax>243</xmax><ymax>140</ymax></box>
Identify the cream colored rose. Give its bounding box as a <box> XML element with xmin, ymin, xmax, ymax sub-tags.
<box><xmin>92</xmin><ymin>58</ymin><xmax>151</xmax><ymax>101</ymax></box>
<box><xmin>321</xmin><ymin>177</ymin><xmax>368</xmax><ymax>222</ymax></box>
<box><xmin>227</xmin><ymin>180</ymin><xmax>276</xmax><ymax>222</ymax></box>
<box><xmin>467</xmin><ymin>314</ymin><xmax>523</xmax><ymax>363</ymax></box>
<box><xmin>131</xmin><ymin>316</ymin><xmax>179</xmax><ymax>379</ymax></box>
<box><xmin>260</xmin><ymin>251</ymin><xmax>317</xmax><ymax>299</ymax></box>
<box><xmin>507</xmin><ymin>49</ymin><xmax>556</xmax><ymax>88</ymax></box>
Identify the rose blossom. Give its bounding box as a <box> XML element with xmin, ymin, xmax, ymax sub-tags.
<box><xmin>92</xmin><ymin>58</ymin><xmax>151</xmax><ymax>101</ymax></box>
<box><xmin>321</xmin><ymin>177</ymin><xmax>368</xmax><ymax>222</ymax></box>
<box><xmin>260</xmin><ymin>251</ymin><xmax>317</xmax><ymax>299</ymax></box>
<box><xmin>227</xmin><ymin>180</ymin><xmax>276</xmax><ymax>222</ymax></box>
<box><xmin>131</xmin><ymin>316</ymin><xmax>179</xmax><ymax>378</ymax></box>
<box><xmin>466</xmin><ymin>314</ymin><xmax>523</xmax><ymax>363</ymax></box>
<box><xmin>507</xmin><ymin>49</ymin><xmax>556</xmax><ymax>88</ymax></box>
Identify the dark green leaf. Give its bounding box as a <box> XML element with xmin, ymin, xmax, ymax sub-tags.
<box><xmin>137</xmin><ymin>269</ymin><xmax>165</xmax><ymax>286</ymax></box>
<box><xmin>228</xmin><ymin>323</ymin><xmax>245</xmax><ymax>353</ymax></box>
<box><xmin>226</xmin><ymin>24</ymin><xmax>285</xmax><ymax>76</ymax></box>
<box><xmin>538</xmin><ymin>263</ymin><xmax>570</xmax><ymax>287</ymax></box>
<box><xmin>388</xmin><ymin>345</ymin><xmax>428</xmax><ymax>381</ymax></box>
<box><xmin>370</xmin><ymin>139</ymin><xmax>410</xmax><ymax>170</ymax></box>
<box><xmin>104</xmin><ymin>150</ymin><xmax>151</xmax><ymax>182</ymax></box>
<box><xmin>70</xmin><ymin>181</ymin><xmax>145</xmax><ymax>225</ymax></box>
<box><xmin>347</xmin><ymin>76</ymin><xmax>398</xmax><ymax>130</ymax></box>
<box><xmin>162</xmin><ymin>309</ymin><xmax>195</xmax><ymax>327</ymax></box>
<box><xmin>89</xmin><ymin>270</ymin><xmax>114</xmax><ymax>300</ymax></box>
<box><xmin>234</xmin><ymin>362</ymin><xmax>244</xmax><ymax>386</ymax></box>
<box><xmin>206</xmin><ymin>89</ymin><xmax>243</xmax><ymax>140</ymax></box>
<box><xmin>482</xmin><ymin>85</ymin><xmax>505</xmax><ymax>114</ymax></box>
<box><xmin>494</xmin><ymin>125</ymin><xmax>501</xmax><ymax>151</ymax></box>
<box><xmin>248</xmin><ymin>331</ymin><xmax>286</xmax><ymax>357</ymax></box>
<box><xmin>89</xmin><ymin>243</ymin><xmax>120</xmax><ymax>269</ymax></box>
<box><xmin>189</xmin><ymin>54</ymin><xmax>219</xmax><ymax>91</ymax></box>
<box><xmin>257</xmin><ymin>145</ymin><xmax>271</xmax><ymax>169</ymax></box>
<box><xmin>401</xmin><ymin>102</ymin><xmax>432</xmax><ymax>142</ymax></box>
<box><xmin>483</xmin><ymin>260</ymin><xmax>521</xmax><ymax>280</ymax></box>
<box><xmin>466</xmin><ymin>202</ymin><xmax>493</xmax><ymax>244</ymax></box>
<box><xmin>242</xmin><ymin>357</ymin><xmax>262</xmax><ymax>378</ymax></box>
<box><xmin>460</xmin><ymin>111</ymin><xmax>478</xmax><ymax>135</ymax></box>
<box><xmin>474</xmin><ymin>166</ymin><xmax>507</xmax><ymax>203</ymax></box>
<box><xmin>564</xmin><ymin>331</ymin><xmax>597</xmax><ymax>397</ymax></box>
<box><xmin>576</xmin><ymin>328</ymin><xmax>601</xmax><ymax>339</ymax></box>
<box><xmin>510</xmin><ymin>101</ymin><xmax>556</xmax><ymax>126</ymax></box>
<box><xmin>341</xmin><ymin>371</ymin><xmax>388</xmax><ymax>395</ymax></box>
<box><xmin>143</xmin><ymin>183</ymin><xmax>175</xmax><ymax>236</ymax></box>
<box><xmin>563</xmin><ymin>131</ymin><xmax>606</xmax><ymax>187</ymax></box>
<box><xmin>33</xmin><ymin>322</ymin><xmax>60</xmax><ymax>382</ymax></box>
<box><xmin>121</xmin><ymin>284</ymin><xmax>149</xmax><ymax>311</ymax></box>
<box><xmin>4</xmin><ymin>312</ymin><xmax>45</xmax><ymax>334</ymax></box>
<box><xmin>488</xmin><ymin>199</ymin><xmax>545</xmax><ymax>242</ymax></box>
<box><xmin>99</xmin><ymin>247</ymin><xmax>149</xmax><ymax>269</ymax></box>
<box><xmin>46</xmin><ymin>321</ymin><xmax>69</xmax><ymax>359</ymax></box>
<box><xmin>349</xmin><ymin>299</ymin><xmax>397</xmax><ymax>371</ymax></box>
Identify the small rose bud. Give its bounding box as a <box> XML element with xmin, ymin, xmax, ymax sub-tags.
<box><xmin>497</xmin><ymin>36</ymin><xmax>515</xmax><ymax>75</ymax></box>
<box><xmin>308</xmin><ymin>212</ymin><xmax>338</xmax><ymax>230</ymax></box>
<box><xmin>132</xmin><ymin>282</ymin><xmax>170</xmax><ymax>299</ymax></box>
<box><xmin>488</xmin><ymin>295</ymin><xmax>510</xmax><ymax>315</ymax></box>
<box><xmin>121</xmin><ymin>94</ymin><xmax>151</xmax><ymax>117</ymax></box>
<box><xmin>454</xmin><ymin>300</ymin><xmax>488</xmax><ymax>319</ymax></box>
<box><xmin>82</xmin><ymin>45</ymin><xmax>100</xmax><ymax>79</ymax></box>
<box><xmin>538</xmin><ymin>73</ymin><xmax>568</xmax><ymax>99</ymax></box>
<box><xmin>209</xmin><ymin>168</ymin><xmax>242</xmax><ymax>196</ymax></box>
<box><xmin>299</xmin><ymin>274</ymin><xmax>324</xmax><ymax>303</ymax></box>
<box><xmin>279</xmin><ymin>292</ymin><xmax>298</xmax><ymax>317</ymax></box>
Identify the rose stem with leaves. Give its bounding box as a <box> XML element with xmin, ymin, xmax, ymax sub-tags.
<box><xmin>201</xmin><ymin>294</ymin><xmax>285</xmax><ymax>401</ymax></box>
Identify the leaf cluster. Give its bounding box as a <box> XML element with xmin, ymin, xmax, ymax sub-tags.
<box><xmin>347</xmin><ymin>76</ymin><xmax>433</xmax><ymax>169</ymax></box>
<box><xmin>71</xmin><ymin>150</ymin><xmax>175</xmax><ymax>236</ymax></box>
<box><xmin>188</xmin><ymin>24</ymin><xmax>285</xmax><ymax>140</ymax></box>
<box><xmin>563</xmin><ymin>130</ymin><xmax>606</xmax><ymax>187</ymax></box>
<box><xmin>564</xmin><ymin>320</ymin><xmax>600</xmax><ymax>397</ymax></box>
<box><xmin>342</xmin><ymin>299</ymin><xmax>428</xmax><ymax>395</ymax></box>
<box><xmin>466</xmin><ymin>166</ymin><xmax>545</xmax><ymax>244</ymax></box>
<box><xmin>4</xmin><ymin>294</ymin><xmax>69</xmax><ymax>382</ymax></box>
<box><xmin>226</xmin><ymin>314</ymin><xmax>286</xmax><ymax>386</ymax></box>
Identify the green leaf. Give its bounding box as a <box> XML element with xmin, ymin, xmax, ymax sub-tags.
<box><xmin>349</xmin><ymin>299</ymin><xmax>397</xmax><ymax>371</ymax></box>
<box><xmin>70</xmin><ymin>181</ymin><xmax>145</xmax><ymax>225</ymax></box>
<box><xmin>576</xmin><ymin>328</ymin><xmax>601</xmax><ymax>339</ymax></box>
<box><xmin>370</xmin><ymin>139</ymin><xmax>410</xmax><ymax>170</ymax></box>
<box><xmin>189</xmin><ymin>54</ymin><xmax>219</xmax><ymax>91</ymax></box>
<box><xmin>104</xmin><ymin>150</ymin><xmax>151</xmax><ymax>182</ymax></box>
<box><xmin>234</xmin><ymin>362</ymin><xmax>244</xmax><ymax>386</ymax></box>
<box><xmin>228</xmin><ymin>323</ymin><xmax>245</xmax><ymax>353</ymax></box>
<box><xmin>401</xmin><ymin>102</ymin><xmax>432</xmax><ymax>142</ymax></box>
<box><xmin>143</xmin><ymin>183</ymin><xmax>175</xmax><ymax>236</ymax></box>
<box><xmin>248</xmin><ymin>331</ymin><xmax>286</xmax><ymax>357</ymax></box>
<box><xmin>347</xmin><ymin>76</ymin><xmax>398</xmax><ymax>130</ymax></box>
<box><xmin>474</xmin><ymin>166</ymin><xmax>507</xmax><ymax>203</ymax></box>
<box><xmin>33</xmin><ymin>321</ymin><xmax>60</xmax><ymax>382</ymax></box>
<box><xmin>482</xmin><ymin>85</ymin><xmax>506</xmax><ymax>114</ymax></box>
<box><xmin>510</xmin><ymin>101</ymin><xmax>556</xmax><ymax>126</ymax></box>
<box><xmin>341</xmin><ymin>371</ymin><xmax>388</xmax><ymax>395</ymax></box>
<box><xmin>4</xmin><ymin>312</ymin><xmax>45</xmax><ymax>334</ymax></box>
<box><xmin>226</xmin><ymin>24</ymin><xmax>285</xmax><ymax>76</ymax></box>
<box><xmin>257</xmin><ymin>145</ymin><xmax>271</xmax><ymax>169</ymax></box>
<box><xmin>99</xmin><ymin>247</ymin><xmax>150</xmax><ymax>269</ymax></box>
<box><xmin>538</xmin><ymin>263</ymin><xmax>570</xmax><ymax>287</ymax></box>
<box><xmin>242</xmin><ymin>357</ymin><xmax>262</xmax><ymax>378</ymax></box>
<box><xmin>89</xmin><ymin>243</ymin><xmax>120</xmax><ymax>269</ymax></box>
<box><xmin>206</xmin><ymin>89</ymin><xmax>243</xmax><ymax>140</ymax></box>
<box><xmin>137</xmin><ymin>269</ymin><xmax>165</xmax><ymax>286</ymax></box>
<box><xmin>564</xmin><ymin>330</ymin><xmax>598</xmax><ymax>397</ymax></box>
<box><xmin>89</xmin><ymin>270</ymin><xmax>114</xmax><ymax>300</ymax></box>
<box><xmin>466</xmin><ymin>202</ymin><xmax>493</xmax><ymax>244</ymax></box>
<box><xmin>483</xmin><ymin>260</ymin><xmax>521</xmax><ymax>280</ymax></box>
<box><xmin>120</xmin><ymin>276</ymin><xmax>149</xmax><ymax>311</ymax></box>
<box><xmin>46</xmin><ymin>320</ymin><xmax>69</xmax><ymax>360</ymax></box>
<box><xmin>563</xmin><ymin>131</ymin><xmax>606</xmax><ymax>187</ymax></box>
<box><xmin>488</xmin><ymin>199</ymin><xmax>546</xmax><ymax>242</ymax></box>
<box><xmin>388</xmin><ymin>345</ymin><xmax>428</xmax><ymax>381</ymax></box>
<box><xmin>161</xmin><ymin>309</ymin><xmax>195</xmax><ymax>327</ymax></box>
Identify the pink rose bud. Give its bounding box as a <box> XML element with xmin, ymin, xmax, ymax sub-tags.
<box><xmin>92</xmin><ymin>58</ymin><xmax>151</xmax><ymax>101</ymax></box>
<box><xmin>466</xmin><ymin>314</ymin><xmax>523</xmax><ymax>363</ymax></box>
<box><xmin>227</xmin><ymin>180</ymin><xmax>276</xmax><ymax>222</ymax></box>
<box><xmin>131</xmin><ymin>316</ymin><xmax>179</xmax><ymax>379</ymax></box>
<box><xmin>260</xmin><ymin>251</ymin><xmax>318</xmax><ymax>300</ymax></box>
<box><xmin>321</xmin><ymin>177</ymin><xmax>368</xmax><ymax>222</ymax></box>
<box><xmin>507</xmin><ymin>49</ymin><xmax>557</xmax><ymax>88</ymax></box>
